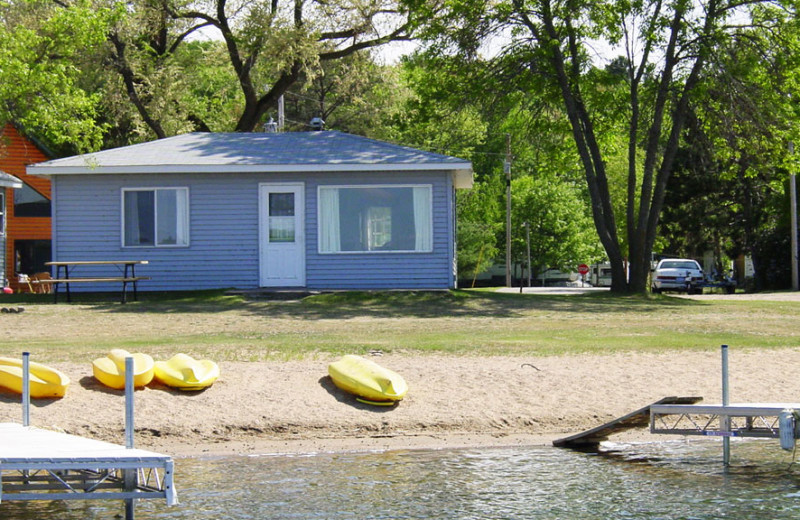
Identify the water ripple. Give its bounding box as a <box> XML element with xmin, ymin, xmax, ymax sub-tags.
<box><xmin>3</xmin><ymin>440</ymin><xmax>800</xmax><ymax>519</ymax></box>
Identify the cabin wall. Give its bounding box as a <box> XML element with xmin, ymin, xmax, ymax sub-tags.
<box><xmin>50</xmin><ymin>170</ymin><xmax>456</xmax><ymax>291</ymax></box>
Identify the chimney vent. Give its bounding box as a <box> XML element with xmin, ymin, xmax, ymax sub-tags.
<box><xmin>309</xmin><ymin>117</ymin><xmax>325</xmax><ymax>131</ymax></box>
<box><xmin>264</xmin><ymin>117</ymin><xmax>278</xmax><ymax>133</ymax></box>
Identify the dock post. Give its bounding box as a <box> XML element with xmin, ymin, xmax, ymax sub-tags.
<box><xmin>721</xmin><ymin>345</ymin><xmax>731</xmax><ymax>466</ymax></box>
<box><xmin>124</xmin><ymin>356</ymin><xmax>136</xmax><ymax>520</ymax></box>
<box><xmin>125</xmin><ymin>357</ymin><xmax>134</xmax><ymax>449</ymax></box>
<box><xmin>22</xmin><ymin>352</ymin><xmax>31</xmax><ymax>483</ymax></box>
<box><xmin>22</xmin><ymin>352</ymin><xmax>30</xmax><ymax>427</ymax></box>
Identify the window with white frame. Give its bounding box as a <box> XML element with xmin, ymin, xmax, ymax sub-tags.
<box><xmin>318</xmin><ymin>185</ymin><xmax>432</xmax><ymax>253</ymax></box>
<box><xmin>123</xmin><ymin>188</ymin><xmax>189</xmax><ymax>247</ymax></box>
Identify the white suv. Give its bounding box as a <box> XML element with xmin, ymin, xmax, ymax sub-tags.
<box><xmin>651</xmin><ymin>259</ymin><xmax>705</xmax><ymax>294</ymax></box>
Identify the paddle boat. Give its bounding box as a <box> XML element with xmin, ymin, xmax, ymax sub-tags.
<box><xmin>0</xmin><ymin>357</ymin><xmax>69</xmax><ymax>399</ymax></box>
<box><xmin>92</xmin><ymin>349</ymin><xmax>155</xmax><ymax>389</ymax></box>
<box><xmin>154</xmin><ymin>353</ymin><xmax>219</xmax><ymax>391</ymax></box>
<box><xmin>0</xmin><ymin>356</ymin><xmax>70</xmax><ymax>398</ymax></box>
<box><xmin>328</xmin><ymin>355</ymin><xmax>408</xmax><ymax>406</ymax></box>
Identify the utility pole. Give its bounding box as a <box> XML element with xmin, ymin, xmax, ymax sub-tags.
<box><xmin>524</xmin><ymin>221</ymin><xmax>531</xmax><ymax>289</ymax></box>
<box><xmin>791</xmin><ymin>142</ymin><xmax>798</xmax><ymax>290</ymax></box>
<box><xmin>278</xmin><ymin>95</ymin><xmax>285</xmax><ymax>131</ymax></box>
<box><xmin>792</xmin><ymin>173</ymin><xmax>798</xmax><ymax>290</ymax></box>
<box><xmin>505</xmin><ymin>134</ymin><xmax>512</xmax><ymax>287</ymax></box>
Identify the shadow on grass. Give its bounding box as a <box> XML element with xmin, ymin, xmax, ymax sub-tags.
<box><xmin>2</xmin><ymin>288</ymin><xmax>704</xmax><ymax>320</ymax></box>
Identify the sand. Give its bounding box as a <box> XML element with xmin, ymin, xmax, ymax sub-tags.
<box><xmin>3</xmin><ymin>348</ymin><xmax>800</xmax><ymax>457</ymax></box>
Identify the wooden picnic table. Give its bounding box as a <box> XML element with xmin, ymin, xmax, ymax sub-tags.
<box><xmin>39</xmin><ymin>260</ymin><xmax>150</xmax><ymax>304</ymax></box>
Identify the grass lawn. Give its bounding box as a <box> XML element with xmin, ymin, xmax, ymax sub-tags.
<box><xmin>0</xmin><ymin>289</ymin><xmax>797</xmax><ymax>362</ymax></box>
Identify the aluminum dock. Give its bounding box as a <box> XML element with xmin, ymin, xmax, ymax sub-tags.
<box><xmin>554</xmin><ymin>347</ymin><xmax>800</xmax><ymax>465</ymax></box>
<box><xmin>650</xmin><ymin>346</ymin><xmax>800</xmax><ymax>464</ymax></box>
<box><xmin>1</xmin><ymin>352</ymin><xmax>177</xmax><ymax>519</ymax></box>
<box><xmin>0</xmin><ymin>423</ymin><xmax>177</xmax><ymax>509</ymax></box>
<box><xmin>650</xmin><ymin>403</ymin><xmax>800</xmax><ymax>439</ymax></box>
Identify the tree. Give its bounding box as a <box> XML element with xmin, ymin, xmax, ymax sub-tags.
<box><xmin>276</xmin><ymin>52</ymin><xmax>406</xmax><ymax>136</ymax></box>
<box><xmin>385</xmin><ymin>52</ymin><xmax>605</xmax><ymax>283</ymax></box>
<box><xmin>423</xmin><ymin>0</ymin><xmax>794</xmax><ymax>292</ymax></box>
<box><xmin>88</xmin><ymin>0</ymin><xmax>420</xmax><ymax>139</ymax></box>
<box><xmin>456</xmin><ymin>181</ymin><xmax>502</xmax><ymax>283</ymax></box>
<box><xmin>0</xmin><ymin>0</ymin><xmax>111</xmax><ymax>151</ymax></box>
<box><xmin>661</xmin><ymin>20</ymin><xmax>800</xmax><ymax>289</ymax></box>
<box><xmin>511</xmin><ymin>174</ymin><xmax>602</xmax><ymax>279</ymax></box>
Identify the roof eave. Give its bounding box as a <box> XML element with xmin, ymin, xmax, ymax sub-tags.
<box><xmin>0</xmin><ymin>171</ymin><xmax>24</xmax><ymax>189</ymax></box>
<box><xmin>28</xmin><ymin>162</ymin><xmax>474</xmax><ymax>178</ymax></box>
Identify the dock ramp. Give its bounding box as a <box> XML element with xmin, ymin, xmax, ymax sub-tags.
<box><xmin>553</xmin><ymin>396</ymin><xmax>703</xmax><ymax>449</ymax></box>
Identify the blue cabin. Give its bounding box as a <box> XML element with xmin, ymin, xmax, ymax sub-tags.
<box><xmin>28</xmin><ymin>132</ymin><xmax>473</xmax><ymax>291</ymax></box>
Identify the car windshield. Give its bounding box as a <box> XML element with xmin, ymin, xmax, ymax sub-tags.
<box><xmin>660</xmin><ymin>261</ymin><xmax>699</xmax><ymax>270</ymax></box>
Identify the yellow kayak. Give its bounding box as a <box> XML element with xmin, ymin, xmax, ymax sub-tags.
<box><xmin>92</xmin><ymin>349</ymin><xmax>155</xmax><ymax>389</ymax></box>
<box><xmin>0</xmin><ymin>357</ymin><xmax>70</xmax><ymax>398</ymax></box>
<box><xmin>154</xmin><ymin>353</ymin><xmax>219</xmax><ymax>391</ymax></box>
<box><xmin>328</xmin><ymin>355</ymin><xmax>408</xmax><ymax>405</ymax></box>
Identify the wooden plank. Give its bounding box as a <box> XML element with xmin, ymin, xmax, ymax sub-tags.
<box><xmin>552</xmin><ymin>396</ymin><xmax>703</xmax><ymax>449</ymax></box>
<box><xmin>45</xmin><ymin>260</ymin><xmax>149</xmax><ymax>266</ymax></box>
<box><xmin>34</xmin><ymin>277</ymin><xmax>150</xmax><ymax>283</ymax></box>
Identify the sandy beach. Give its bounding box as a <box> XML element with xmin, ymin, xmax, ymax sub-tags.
<box><xmin>3</xmin><ymin>348</ymin><xmax>799</xmax><ymax>457</ymax></box>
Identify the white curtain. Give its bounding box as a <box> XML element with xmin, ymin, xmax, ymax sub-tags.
<box><xmin>413</xmin><ymin>187</ymin><xmax>432</xmax><ymax>251</ymax></box>
<box><xmin>319</xmin><ymin>188</ymin><xmax>341</xmax><ymax>252</ymax></box>
<box><xmin>174</xmin><ymin>188</ymin><xmax>188</xmax><ymax>246</ymax></box>
<box><xmin>124</xmin><ymin>190</ymin><xmax>154</xmax><ymax>246</ymax></box>
<box><xmin>123</xmin><ymin>191</ymin><xmax>140</xmax><ymax>246</ymax></box>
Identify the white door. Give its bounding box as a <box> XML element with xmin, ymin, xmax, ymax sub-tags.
<box><xmin>259</xmin><ymin>183</ymin><xmax>305</xmax><ymax>287</ymax></box>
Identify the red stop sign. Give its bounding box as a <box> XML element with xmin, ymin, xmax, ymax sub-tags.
<box><xmin>578</xmin><ymin>264</ymin><xmax>590</xmax><ymax>275</ymax></box>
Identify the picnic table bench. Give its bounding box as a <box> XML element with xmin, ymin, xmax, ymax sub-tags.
<box><xmin>33</xmin><ymin>261</ymin><xmax>150</xmax><ymax>304</ymax></box>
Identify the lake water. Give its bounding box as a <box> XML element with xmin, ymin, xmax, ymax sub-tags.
<box><xmin>3</xmin><ymin>440</ymin><xmax>800</xmax><ymax>519</ymax></box>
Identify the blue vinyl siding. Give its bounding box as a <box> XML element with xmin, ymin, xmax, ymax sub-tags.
<box><xmin>51</xmin><ymin>170</ymin><xmax>456</xmax><ymax>291</ymax></box>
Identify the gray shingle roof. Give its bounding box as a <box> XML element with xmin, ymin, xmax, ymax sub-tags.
<box><xmin>29</xmin><ymin>131</ymin><xmax>472</xmax><ymax>173</ymax></box>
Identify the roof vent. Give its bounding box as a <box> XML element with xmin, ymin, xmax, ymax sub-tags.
<box><xmin>309</xmin><ymin>117</ymin><xmax>325</xmax><ymax>131</ymax></box>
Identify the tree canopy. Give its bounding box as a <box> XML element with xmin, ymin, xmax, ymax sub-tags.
<box><xmin>418</xmin><ymin>0</ymin><xmax>800</xmax><ymax>292</ymax></box>
<box><xmin>95</xmin><ymin>0</ymin><xmax>420</xmax><ymax>140</ymax></box>
<box><xmin>0</xmin><ymin>0</ymin><xmax>112</xmax><ymax>151</ymax></box>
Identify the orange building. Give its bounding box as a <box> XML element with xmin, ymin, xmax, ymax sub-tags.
<box><xmin>0</xmin><ymin>124</ymin><xmax>52</xmax><ymax>290</ymax></box>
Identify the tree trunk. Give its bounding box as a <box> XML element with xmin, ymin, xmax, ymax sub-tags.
<box><xmin>234</xmin><ymin>65</ymin><xmax>301</xmax><ymax>132</ymax></box>
<box><xmin>109</xmin><ymin>34</ymin><xmax>166</xmax><ymax>140</ymax></box>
